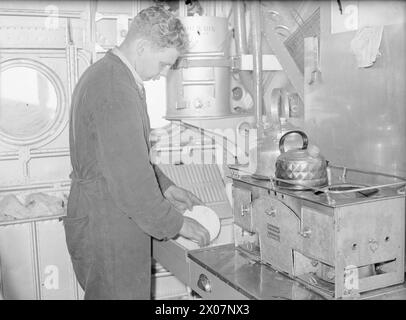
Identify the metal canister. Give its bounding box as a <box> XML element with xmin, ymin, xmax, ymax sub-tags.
<box><xmin>166</xmin><ymin>17</ymin><xmax>232</xmax><ymax>119</ymax></box>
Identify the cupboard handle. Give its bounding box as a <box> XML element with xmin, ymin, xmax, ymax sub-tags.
<box><xmin>197</xmin><ymin>274</ymin><xmax>212</xmax><ymax>292</ymax></box>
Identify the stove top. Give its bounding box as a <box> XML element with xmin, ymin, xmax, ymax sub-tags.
<box><xmin>229</xmin><ymin>164</ymin><xmax>406</xmax><ymax>208</ymax></box>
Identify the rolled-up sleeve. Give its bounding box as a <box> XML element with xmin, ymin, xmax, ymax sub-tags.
<box><xmin>93</xmin><ymin>86</ymin><xmax>183</xmax><ymax>240</ymax></box>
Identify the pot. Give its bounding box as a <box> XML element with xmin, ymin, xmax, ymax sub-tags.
<box><xmin>275</xmin><ymin>130</ymin><xmax>328</xmax><ymax>189</ymax></box>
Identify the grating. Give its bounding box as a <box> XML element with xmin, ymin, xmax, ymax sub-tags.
<box><xmin>158</xmin><ymin>163</ymin><xmax>232</xmax><ymax>220</ymax></box>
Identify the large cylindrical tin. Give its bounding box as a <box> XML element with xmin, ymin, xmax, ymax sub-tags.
<box><xmin>166</xmin><ymin>17</ymin><xmax>232</xmax><ymax>119</ymax></box>
<box><xmin>180</xmin><ymin>16</ymin><xmax>230</xmax><ymax>55</ymax></box>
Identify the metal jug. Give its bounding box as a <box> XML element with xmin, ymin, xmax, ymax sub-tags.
<box><xmin>275</xmin><ymin>130</ymin><xmax>328</xmax><ymax>189</ymax></box>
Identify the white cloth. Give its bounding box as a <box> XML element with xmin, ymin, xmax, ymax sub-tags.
<box><xmin>350</xmin><ymin>26</ymin><xmax>384</xmax><ymax>68</ymax></box>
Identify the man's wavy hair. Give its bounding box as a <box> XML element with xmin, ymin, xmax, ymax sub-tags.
<box><xmin>128</xmin><ymin>6</ymin><xmax>189</xmax><ymax>53</ymax></box>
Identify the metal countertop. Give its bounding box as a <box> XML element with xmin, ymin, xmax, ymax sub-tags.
<box><xmin>188</xmin><ymin>244</ymin><xmax>406</xmax><ymax>300</ymax></box>
<box><xmin>188</xmin><ymin>244</ymin><xmax>324</xmax><ymax>300</ymax></box>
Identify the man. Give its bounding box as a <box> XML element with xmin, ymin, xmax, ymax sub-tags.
<box><xmin>64</xmin><ymin>6</ymin><xmax>210</xmax><ymax>300</ymax></box>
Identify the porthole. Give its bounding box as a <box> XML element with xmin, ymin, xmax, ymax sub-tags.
<box><xmin>0</xmin><ymin>58</ymin><xmax>67</xmax><ymax>147</ymax></box>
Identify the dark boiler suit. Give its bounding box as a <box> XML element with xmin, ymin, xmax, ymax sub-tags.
<box><xmin>64</xmin><ymin>50</ymin><xmax>183</xmax><ymax>299</ymax></box>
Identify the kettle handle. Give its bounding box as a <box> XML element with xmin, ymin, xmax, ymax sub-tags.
<box><xmin>279</xmin><ymin>130</ymin><xmax>309</xmax><ymax>153</ymax></box>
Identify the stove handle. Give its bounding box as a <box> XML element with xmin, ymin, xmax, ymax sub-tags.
<box><xmin>299</xmin><ymin>209</ymin><xmax>312</xmax><ymax>238</ymax></box>
<box><xmin>240</xmin><ymin>204</ymin><xmax>251</xmax><ymax>216</ymax></box>
<box><xmin>299</xmin><ymin>227</ymin><xmax>312</xmax><ymax>238</ymax></box>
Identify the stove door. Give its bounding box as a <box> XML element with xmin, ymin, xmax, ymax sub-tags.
<box><xmin>252</xmin><ymin>196</ymin><xmax>301</xmax><ymax>275</ymax></box>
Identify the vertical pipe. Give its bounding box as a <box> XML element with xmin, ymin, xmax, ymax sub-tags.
<box><xmin>88</xmin><ymin>0</ymin><xmax>97</xmax><ymax>63</ymax></box>
<box><xmin>233</xmin><ymin>1</ymin><xmax>248</xmax><ymax>53</ymax></box>
<box><xmin>250</xmin><ymin>1</ymin><xmax>263</xmax><ymax>133</ymax></box>
<box><xmin>31</xmin><ymin>222</ymin><xmax>41</xmax><ymax>299</ymax></box>
<box><xmin>233</xmin><ymin>1</ymin><xmax>255</xmax><ymax>109</ymax></box>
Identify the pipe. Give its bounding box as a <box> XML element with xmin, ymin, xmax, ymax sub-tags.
<box><xmin>233</xmin><ymin>1</ymin><xmax>248</xmax><ymax>53</ymax></box>
<box><xmin>234</xmin><ymin>1</ymin><xmax>267</xmax><ymax>131</ymax></box>
<box><xmin>232</xmin><ymin>1</ymin><xmax>255</xmax><ymax>106</ymax></box>
<box><xmin>250</xmin><ymin>1</ymin><xmax>264</xmax><ymax>133</ymax></box>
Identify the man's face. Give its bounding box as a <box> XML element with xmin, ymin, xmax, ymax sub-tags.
<box><xmin>136</xmin><ymin>41</ymin><xmax>180</xmax><ymax>81</ymax></box>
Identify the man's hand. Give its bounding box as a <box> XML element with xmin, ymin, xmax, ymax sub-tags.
<box><xmin>179</xmin><ymin>216</ymin><xmax>211</xmax><ymax>247</ymax></box>
<box><xmin>164</xmin><ymin>185</ymin><xmax>204</xmax><ymax>213</ymax></box>
<box><xmin>165</xmin><ymin>186</ymin><xmax>210</xmax><ymax>246</ymax></box>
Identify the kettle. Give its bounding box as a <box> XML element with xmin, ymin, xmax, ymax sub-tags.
<box><xmin>253</xmin><ymin>119</ymin><xmax>299</xmax><ymax>179</ymax></box>
<box><xmin>275</xmin><ymin>130</ymin><xmax>328</xmax><ymax>189</ymax></box>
